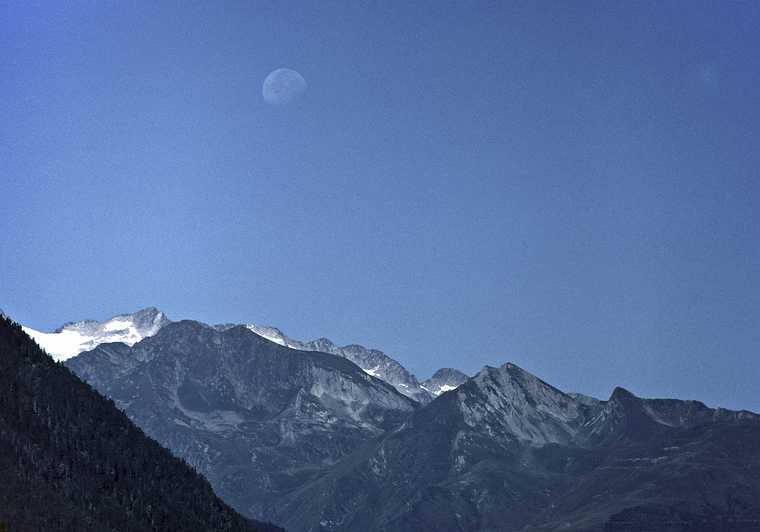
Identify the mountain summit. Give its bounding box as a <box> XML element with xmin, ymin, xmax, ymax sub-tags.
<box><xmin>422</xmin><ymin>367</ymin><xmax>468</xmax><ymax>396</ymax></box>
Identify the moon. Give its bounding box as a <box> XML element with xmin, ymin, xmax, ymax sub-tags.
<box><xmin>262</xmin><ymin>68</ymin><xmax>307</xmax><ymax>105</ymax></box>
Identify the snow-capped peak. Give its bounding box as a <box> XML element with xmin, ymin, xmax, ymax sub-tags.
<box><xmin>421</xmin><ymin>367</ymin><xmax>468</xmax><ymax>396</ymax></box>
<box><xmin>23</xmin><ymin>307</ymin><xmax>169</xmax><ymax>362</ymax></box>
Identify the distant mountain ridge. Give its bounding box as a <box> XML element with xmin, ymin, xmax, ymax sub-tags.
<box><xmin>24</xmin><ymin>307</ymin><xmax>467</xmax><ymax>401</ymax></box>
<box><xmin>239</xmin><ymin>325</ymin><xmax>434</xmax><ymax>403</ymax></box>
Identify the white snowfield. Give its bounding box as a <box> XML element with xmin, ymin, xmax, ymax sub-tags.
<box><xmin>420</xmin><ymin>382</ymin><xmax>459</xmax><ymax>397</ymax></box>
<box><xmin>435</xmin><ymin>383</ymin><xmax>458</xmax><ymax>394</ymax></box>
<box><xmin>22</xmin><ymin>327</ymin><xmax>99</xmax><ymax>361</ymax></box>
<box><xmin>22</xmin><ymin>308</ymin><xmax>168</xmax><ymax>362</ymax></box>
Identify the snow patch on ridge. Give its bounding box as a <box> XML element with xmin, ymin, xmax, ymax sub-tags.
<box><xmin>22</xmin><ymin>328</ymin><xmax>97</xmax><ymax>361</ymax></box>
<box><xmin>422</xmin><ymin>368</ymin><xmax>469</xmax><ymax>397</ymax></box>
<box><xmin>363</xmin><ymin>365</ymin><xmax>382</xmax><ymax>378</ymax></box>
<box><xmin>23</xmin><ymin>308</ymin><xmax>168</xmax><ymax>362</ymax></box>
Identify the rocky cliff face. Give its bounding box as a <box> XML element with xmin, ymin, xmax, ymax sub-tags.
<box><xmin>67</xmin><ymin>321</ymin><xmax>416</xmax><ymax>521</ymax></box>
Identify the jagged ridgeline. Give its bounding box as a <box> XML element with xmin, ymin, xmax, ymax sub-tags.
<box><xmin>0</xmin><ymin>315</ymin><xmax>282</xmax><ymax>532</ymax></box>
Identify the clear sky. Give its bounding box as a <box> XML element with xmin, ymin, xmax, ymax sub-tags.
<box><xmin>2</xmin><ymin>1</ymin><xmax>759</xmax><ymax>411</ymax></box>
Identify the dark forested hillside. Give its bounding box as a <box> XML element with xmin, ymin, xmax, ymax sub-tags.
<box><xmin>0</xmin><ymin>315</ymin><xmax>282</xmax><ymax>532</ymax></box>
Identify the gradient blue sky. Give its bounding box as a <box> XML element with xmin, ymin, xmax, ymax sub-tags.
<box><xmin>2</xmin><ymin>1</ymin><xmax>759</xmax><ymax>411</ymax></box>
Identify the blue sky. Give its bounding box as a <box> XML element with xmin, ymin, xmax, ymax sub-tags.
<box><xmin>2</xmin><ymin>1</ymin><xmax>759</xmax><ymax>411</ymax></box>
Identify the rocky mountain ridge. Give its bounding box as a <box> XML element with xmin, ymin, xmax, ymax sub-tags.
<box><xmin>232</xmin><ymin>324</ymin><xmax>437</xmax><ymax>403</ymax></box>
<box><xmin>23</xmin><ymin>307</ymin><xmax>467</xmax><ymax>401</ymax></box>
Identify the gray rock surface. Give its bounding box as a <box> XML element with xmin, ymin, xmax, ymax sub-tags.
<box><xmin>67</xmin><ymin>321</ymin><xmax>416</xmax><ymax>521</ymax></box>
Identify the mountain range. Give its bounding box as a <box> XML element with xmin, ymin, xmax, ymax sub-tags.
<box><xmin>20</xmin><ymin>308</ymin><xmax>760</xmax><ymax>531</ymax></box>
<box><xmin>67</xmin><ymin>319</ymin><xmax>416</xmax><ymax>521</ymax></box>
<box><xmin>24</xmin><ymin>307</ymin><xmax>449</xmax><ymax>403</ymax></box>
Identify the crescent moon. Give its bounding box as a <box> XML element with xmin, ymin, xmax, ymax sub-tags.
<box><xmin>262</xmin><ymin>68</ymin><xmax>307</xmax><ymax>105</ymax></box>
